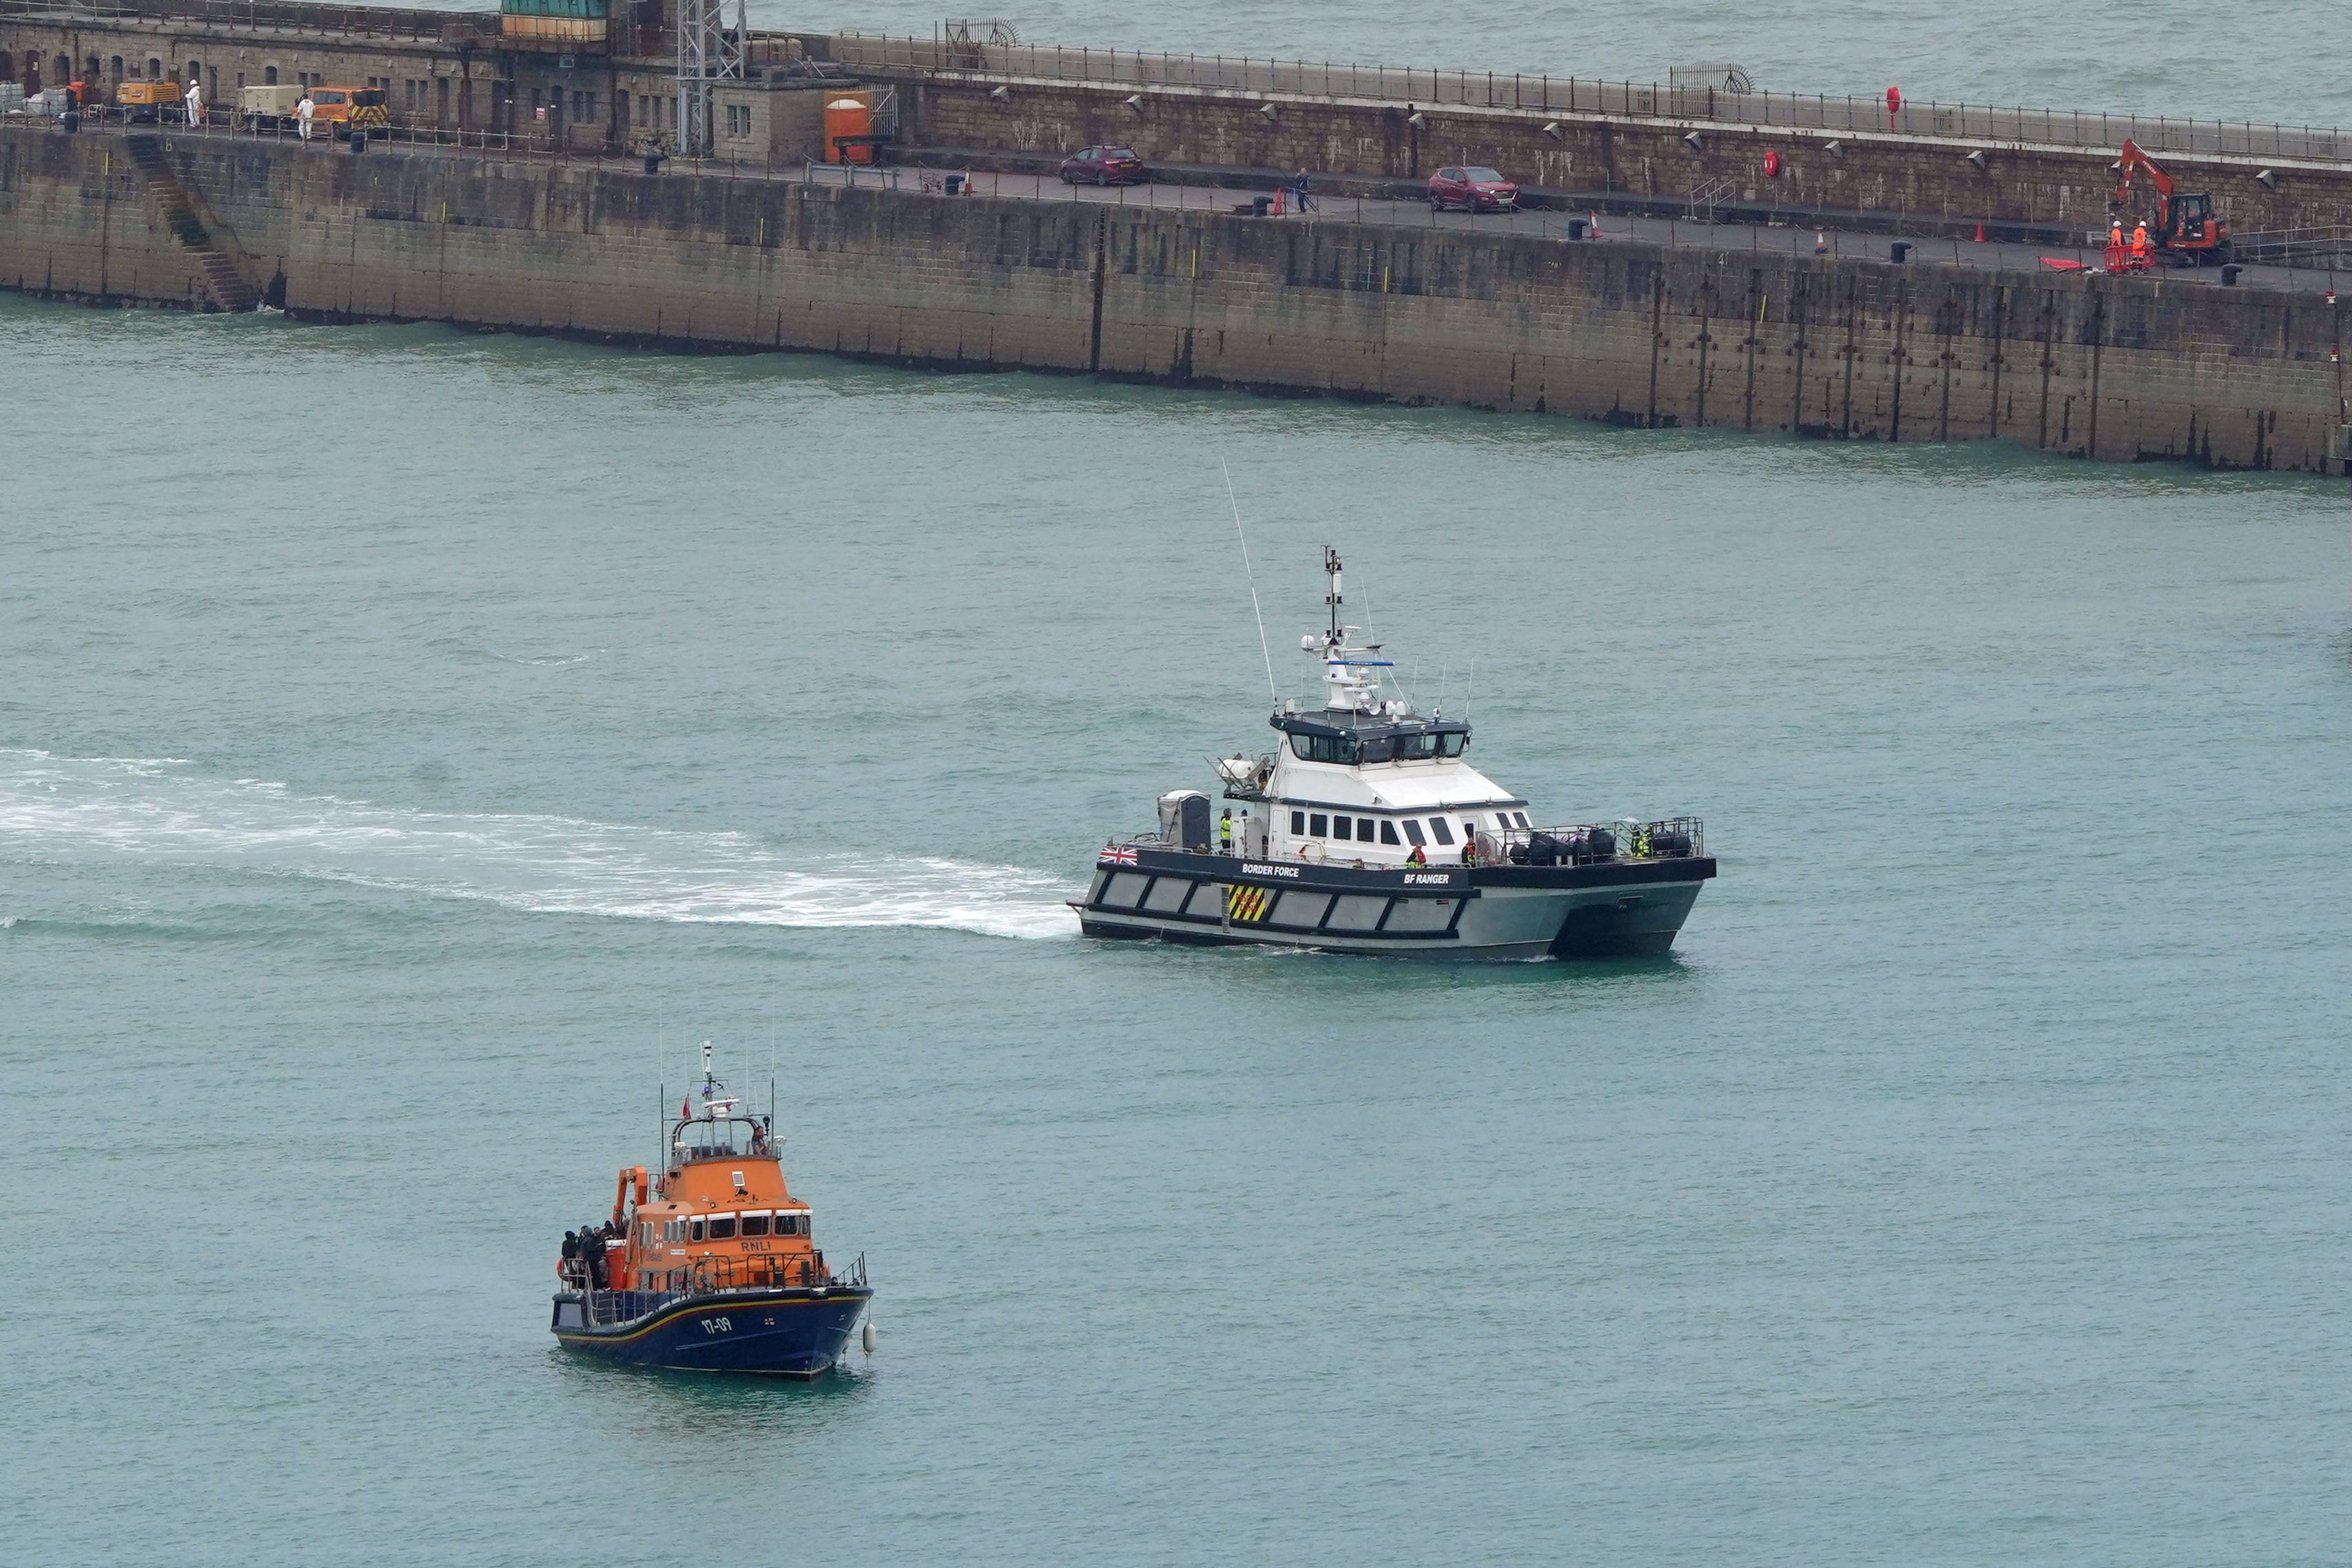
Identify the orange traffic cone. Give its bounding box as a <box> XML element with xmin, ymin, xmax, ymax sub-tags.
<box><xmin>1975</xmin><ymin>221</ymin><xmax>1985</xmax><ymax>243</ymax></box>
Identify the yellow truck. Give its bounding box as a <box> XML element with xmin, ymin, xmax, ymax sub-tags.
<box><xmin>307</xmin><ymin>85</ymin><xmax>390</xmax><ymax>139</ymax></box>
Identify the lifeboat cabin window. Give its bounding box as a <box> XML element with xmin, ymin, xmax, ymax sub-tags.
<box><xmin>1429</xmin><ymin>818</ymin><xmax>1455</xmax><ymax>845</ymax></box>
<box><xmin>689</xmin><ymin>1217</ymin><xmax>705</xmax><ymax>1242</ymax></box>
<box><xmin>740</xmin><ymin>1212</ymin><xmax>770</xmax><ymax>1237</ymax></box>
<box><xmin>707</xmin><ymin>1215</ymin><xmax>736</xmax><ymax>1240</ymax></box>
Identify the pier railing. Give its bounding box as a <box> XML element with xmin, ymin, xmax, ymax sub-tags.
<box><xmin>825</xmin><ymin>32</ymin><xmax>2352</xmax><ymax>165</ymax></box>
<box><xmin>0</xmin><ymin>0</ymin><xmax>486</xmax><ymax>41</ymax></box>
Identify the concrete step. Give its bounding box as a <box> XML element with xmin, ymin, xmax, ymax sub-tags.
<box><xmin>118</xmin><ymin>133</ymin><xmax>258</xmax><ymax>311</ymax></box>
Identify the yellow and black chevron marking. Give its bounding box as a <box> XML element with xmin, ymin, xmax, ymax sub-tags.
<box><xmin>1226</xmin><ymin>885</ymin><xmax>1276</xmax><ymax>923</ymax></box>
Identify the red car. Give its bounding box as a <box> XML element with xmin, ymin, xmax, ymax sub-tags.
<box><xmin>1059</xmin><ymin>145</ymin><xmax>1148</xmax><ymax>186</ymax></box>
<box><xmin>1428</xmin><ymin>165</ymin><xmax>1520</xmax><ymax>213</ymax></box>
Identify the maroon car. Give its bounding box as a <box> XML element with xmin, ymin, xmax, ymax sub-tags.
<box><xmin>1059</xmin><ymin>145</ymin><xmax>1148</xmax><ymax>186</ymax></box>
<box><xmin>1427</xmin><ymin>165</ymin><xmax>1520</xmax><ymax>213</ymax></box>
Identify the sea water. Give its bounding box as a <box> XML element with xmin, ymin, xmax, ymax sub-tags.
<box><xmin>3</xmin><ymin>293</ymin><xmax>2350</xmax><ymax>1564</ymax></box>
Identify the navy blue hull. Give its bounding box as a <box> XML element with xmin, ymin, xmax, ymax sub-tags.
<box><xmin>553</xmin><ymin>1288</ymin><xmax>871</xmax><ymax>1376</ymax></box>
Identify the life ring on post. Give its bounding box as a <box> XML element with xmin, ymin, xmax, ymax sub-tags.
<box><xmin>1762</xmin><ymin>149</ymin><xmax>1781</xmax><ymax>178</ymax></box>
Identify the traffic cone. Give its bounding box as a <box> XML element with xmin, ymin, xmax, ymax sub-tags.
<box><xmin>1975</xmin><ymin>221</ymin><xmax>1985</xmax><ymax>243</ymax></box>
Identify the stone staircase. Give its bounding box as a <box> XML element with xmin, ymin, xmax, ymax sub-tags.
<box><xmin>123</xmin><ymin>134</ymin><xmax>260</xmax><ymax>313</ymax></box>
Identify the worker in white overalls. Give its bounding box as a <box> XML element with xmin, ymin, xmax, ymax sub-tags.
<box><xmin>296</xmin><ymin>92</ymin><xmax>315</xmax><ymax>141</ymax></box>
<box><xmin>183</xmin><ymin>75</ymin><xmax>203</xmax><ymax>132</ymax></box>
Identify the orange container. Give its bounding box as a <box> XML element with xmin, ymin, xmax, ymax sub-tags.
<box><xmin>823</xmin><ymin>96</ymin><xmax>872</xmax><ymax>165</ymax></box>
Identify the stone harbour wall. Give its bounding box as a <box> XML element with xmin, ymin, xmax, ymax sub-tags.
<box><xmin>3</xmin><ymin>124</ymin><xmax>2346</xmax><ymax>472</ymax></box>
<box><xmin>905</xmin><ymin>76</ymin><xmax>2352</xmax><ymax>237</ymax></box>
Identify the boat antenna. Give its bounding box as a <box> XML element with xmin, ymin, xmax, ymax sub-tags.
<box><xmin>769</xmin><ymin>990</ymin><xmax>778</xmax><ymax>1126</ymax></box>
<box><xmin>1222</xmin><ymin>458</ymin><xmax>1279</xmax><ymax>708</ymax></box>
<box><xmin>1464</xmin><ymin>659</ymin><xmax>1475</xmax><ymax>721</ymax></box>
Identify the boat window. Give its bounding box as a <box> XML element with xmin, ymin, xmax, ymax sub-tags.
<box><xmin>1395</xmin><ymin>733</ymin><xmax>1436</xmax><ymax>761</ymax></box>
<box><xmin>1309</xmin><ymin>813</ymin><xmax>1328</xmax><ymax>836</ymax></box>
<box><xmin>1380</xmin><ymin>821</ymin><xmax>1400</xmax><ymax>845</ymax></box>
<box><xmin>1356</xmin><ymin>736</ymin><xmax>1396</xmax><ymax>763</ymax></box>
<box><xmin>741</xmin><ymin>1213</ymin><xmax>770</xmax><ymax>1237</ymax></box>
<box><xmin>1429</xmin><ymin>818</ymin><xmax>1455</xmax><ymax>845</ymax></box>
<box><xmin>689</xmin><ymin>1217</ymin><xmax>705</xmax><ymax>1242</ymax></box>
<box><xmin>1437</xmin><ymin>733</ymin><xmax>1467</xmax><ymax>757</ymax></box>
<box><xmin>1332</xmin><ymin>816</ymin><xmax>1351</xmax><ymax>840</ymax></box>
<box><xmin>1290</xmin><ymin>810</ymin><xmax>1305</xmax><ymax>834</ymax></box>
<box><xmin>707</xmin><ymin>1216</ymin><xmax>736</xmax><ymax>1240</ymax></box>
<box><xmin>1402</xmin><ymin>819</ymin><xmax>1425</xmax><ymax>847</ymax></box>
<box><xmin>1290</xmin><ymin>733</ymin><xmax>1359</xmax><ymax>764</ymax></box>
<box><xmin>1514</xmin><ymin>811</ymin><xmax>1530</xmax><ymax>828</ymax></box>
<box><xmin>1356</xmin><ymin>818</ymin><xmax>1374</xmax><ymax>839</ymax></box>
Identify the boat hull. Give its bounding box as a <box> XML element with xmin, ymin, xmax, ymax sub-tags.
<box><xmin>551</xmin><ymin>1287</ymin><xmax>871</xmax><ymax>1376</ymax></box>
<box><xmin>1076</xmin><ymin>848</ymin><xmax>1714</xmax><ymax>960</ymax></box>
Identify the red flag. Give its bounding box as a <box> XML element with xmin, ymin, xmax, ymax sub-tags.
<box><xmin>681</xmin><ymin>1098</ymin><xmax>691</xmax><ymax>1120</ymax></box>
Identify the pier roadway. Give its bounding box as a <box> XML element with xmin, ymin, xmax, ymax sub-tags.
<box><xmin>806</xmin><ymin>163</ymin><xmax>2341</xmax><ymax>295</ymax></box>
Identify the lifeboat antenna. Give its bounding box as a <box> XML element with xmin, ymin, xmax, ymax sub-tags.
<box><xmin>1221</xmin><ymin>458</ymin><xmax>1279</xmax><ymax>708</ymax></box>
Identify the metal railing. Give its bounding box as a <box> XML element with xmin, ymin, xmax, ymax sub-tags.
<box><xmin>1497</xmin><ymin>816</ymin><xmax>1705</xmax><ymax>867</ymax></box>
<box><xmin>578</xmin><ymin>1251</ymin><xmax>868</xmax><ymax>1325</ymax></box>
<box><xmin>2232</xmin><ymin>226</ymin><xmax>2352</xmax><ymax>268</ymax></box>
<box><xmin>825</xmin><ymin>32</ymin><xmax>2352</xmax><ymax>165</ymax></box>
<box><xmin>0</xmin><ymin>0</ymin><xmax>487</xmax><ymax>40</ymax></box>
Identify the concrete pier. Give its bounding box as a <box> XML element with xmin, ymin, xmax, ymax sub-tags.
<box><xmin>6</xmin><ymin>125</ymin><xmax>2347</xmax><ymax>472</ymax></box>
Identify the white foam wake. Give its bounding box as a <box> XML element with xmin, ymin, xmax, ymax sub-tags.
<box><xmin>0</xmin><ymin>751</ymin><xmax>1077</xmax><ymax>940</ymax></box>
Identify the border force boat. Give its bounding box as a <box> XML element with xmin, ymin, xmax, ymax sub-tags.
<box><xmin>550</xmin><ymin>1045</ymin><xmax>871</xmax><ymax>1375</ymax></box>
<box><xmin>1075</xmin><ymin>549</ymin><xmax>1716</xmax><ymax>960</ymax></box>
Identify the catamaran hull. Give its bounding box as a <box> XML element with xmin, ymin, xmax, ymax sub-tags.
<box><xmin>1077</xmin><ymin>850</ymin><xmax>1714</xmax><ymax>960</ymax></box>
<box><xmin>551</xmin><ymin>1288</ymin><xmax>871</xmax><ymax>1375</ymax></box>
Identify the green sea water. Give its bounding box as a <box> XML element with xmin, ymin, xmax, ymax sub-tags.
<box><xmin>4</xmin><ymin>294</ymin><xmax>2351</xmax><ymax>1564</ymax></box>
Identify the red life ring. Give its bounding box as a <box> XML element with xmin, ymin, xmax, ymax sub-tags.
<box><xmin>1762</xmin><ymin>150</ymin><xmax>1781</xmax><ymax>178</ymax></box>
<box><xmin>1886</xmin><ymin>87</ymin><xmax>1903</xmax><ymax>116</ymax></box>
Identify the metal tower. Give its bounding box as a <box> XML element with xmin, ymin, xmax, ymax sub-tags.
<box><xmin>674</xmin><ymin>0</ymin><xmax>747</xmax><ymax>156</ymax></box>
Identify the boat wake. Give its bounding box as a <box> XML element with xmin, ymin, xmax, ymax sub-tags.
<box><xmin>0</xmin><ymin>751</ymin><xmax>1077</xmax><ymax>940</ymax></box>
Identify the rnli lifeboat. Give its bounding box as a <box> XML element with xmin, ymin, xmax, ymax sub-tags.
<box><xmin>551</xmin><ymin>1044</ymin><xmax>872</xmax><ymax>1375</ymax></box>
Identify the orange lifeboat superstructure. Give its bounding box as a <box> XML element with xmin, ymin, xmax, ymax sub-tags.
<box><xmin>552</xmin><ymin>1044</ymin><xmax>871</xmax><ymax>1374</ymax></box>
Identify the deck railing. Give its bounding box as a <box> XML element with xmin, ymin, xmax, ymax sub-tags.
<box><xmin>825</xmin><ymin>32</ymin><xmax>2352</xmax><ymax>165</ymax></box>
<box><xmin>580</xmin><ymin>1251</ymin><xmax>869</xmax><ymax>1325</ymax></box>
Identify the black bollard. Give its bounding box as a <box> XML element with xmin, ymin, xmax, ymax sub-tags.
<box><xmin>2220</xmin><ymin>264</ymin><xmax>2242</xmax><ymax>286</ymax></box>
<box><xmin>1567</xmin><ymin>215</ymin><xmax>1589</xmax><ymax>239</ymax></box>
<box><xmin>349</xmin><ymin>129</ymin><xmax>366</xmax><ymax>154</ymax></box>
<box><xmin>1890</xmin><ymin>240</ymin><xmax>1912</xmax><ymax>262</ymax></box>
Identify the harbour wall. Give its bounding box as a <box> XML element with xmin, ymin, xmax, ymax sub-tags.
<box><xmin>899</xmin><ymin>74</ymin><xmax>2352</xmax><ymax>237</ymax></box>
<box><xmin>3</xmin><ymin>125</ymin><xmax>2347</xmax><ymax>471</ymax></box>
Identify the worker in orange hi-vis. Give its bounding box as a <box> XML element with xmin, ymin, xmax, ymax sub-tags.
<box><xmin>2131</xmin><ymin>221</ymin><xmax>2152</xmax><ymax>268</ymax></box>
<box><xmin>2105</xmin><ymin>219</ymin><xmax>2125</xmax><ymax>271</ymax></box>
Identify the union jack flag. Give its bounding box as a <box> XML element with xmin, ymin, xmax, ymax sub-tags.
<box><xmin>1098</xmin><ymin>844</ymin><xmax>1139</xmax><ymax>867</ymax></box>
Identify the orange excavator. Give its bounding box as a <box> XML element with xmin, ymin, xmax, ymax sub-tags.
<box><xmin>2113</xmin><ymin>140</ymin><xmax>2232</xmax><ymax>267</ymax></box>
